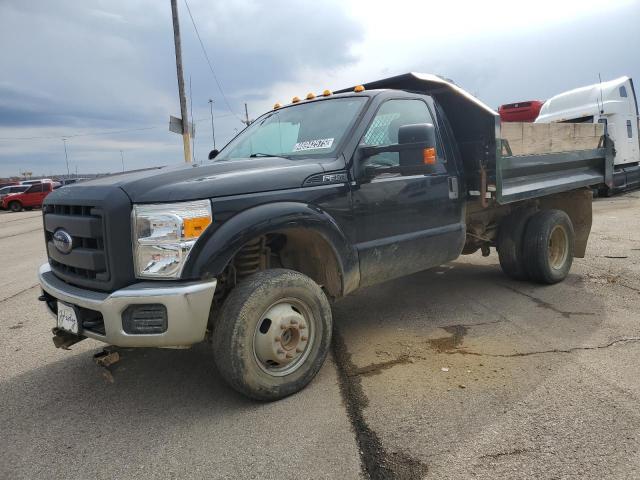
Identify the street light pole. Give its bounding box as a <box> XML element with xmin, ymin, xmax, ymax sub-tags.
<box><xmin>62</xmin><ymin>138</ymin><xmax>70</xmax><ymax>178</ymax></box>
<box><xmin>208</xmin><ymin>99</ymin><xmax>216</xmax><ymax>149</ymax></box>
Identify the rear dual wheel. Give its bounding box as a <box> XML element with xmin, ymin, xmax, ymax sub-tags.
<box><xmin>213</xmin><ymin>269</ymin><xmax>332</xmax><ymax>401</ymax></box>
<box><xmin>523</xmin><ymin>210</ymin><xmax>574</xmax><ymax>284</ymax></box>
<box><xmin>498</xmin><ymin>209</ymin><xmax>574</xmax><ymax>284</ymax></box>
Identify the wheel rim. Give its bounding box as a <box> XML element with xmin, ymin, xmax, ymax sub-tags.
<box><xmin>548</xmin><ymin>225</ymin><xmax>569</xmax><ymax>270</ymax></box>
<box><xmin>252</xmin><ymin>298</ymin><xmax>314</xmax><ymax>377</ymax></box>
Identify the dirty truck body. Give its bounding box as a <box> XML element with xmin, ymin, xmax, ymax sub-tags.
<box><xmin>38</xmin><ymin>73</ymin><xmax>615</xmax><ymax>400</ymax></box>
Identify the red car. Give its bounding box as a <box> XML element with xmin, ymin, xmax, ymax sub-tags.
<box><xmin>1</xmin><ymin>182</ymin><xmax>53</xmax><ymax>212</ymax></box>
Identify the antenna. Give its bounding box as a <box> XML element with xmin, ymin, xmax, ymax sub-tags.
<box><xmin>598</xmin><ymin>73</ymin><xmax>605</xmax><ymax>115</ymax></box>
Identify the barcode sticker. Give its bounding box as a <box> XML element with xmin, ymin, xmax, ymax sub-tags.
<box><xmin>293</xmin><ymin>138</ymin><xmax>334</xmax><ymax>152</ymax></box>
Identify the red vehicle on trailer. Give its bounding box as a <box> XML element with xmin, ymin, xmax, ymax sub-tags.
<box><xmin>498</xmin><ymin>100</ymin><xmax>545</xmax><ymax>122</ymax></box>
<box><xmin>1</xmin><ymin>182</ymin><xmax>53</xmax><ymax>212</ymax></box>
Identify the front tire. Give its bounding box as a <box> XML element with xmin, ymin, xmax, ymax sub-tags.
<box><xmin>213</xmin><ymin>269</ymin><xmax>332</xmax><ymax>401</ymax></box>
<box><xmin>9</xmin><ymin>201</ymin><xmax>22</xmax><ymax>212</ymax></box>
<box><xmin>523</xmin><ymin>210</ymin><xmax>574</xmax><ymax>284</ymax></box>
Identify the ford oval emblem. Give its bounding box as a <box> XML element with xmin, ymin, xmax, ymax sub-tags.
<box><xmin>53</xmin><ymin>229</ymin><xmax>73</xmax><ymax>255</ymax></box>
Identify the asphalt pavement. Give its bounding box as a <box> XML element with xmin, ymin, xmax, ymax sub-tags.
<box><xmin>1</xmin><ymin>193</ymin><xmax>639</xmax><ymax>479</ymax></box>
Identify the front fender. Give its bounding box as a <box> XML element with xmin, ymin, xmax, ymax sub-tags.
<box><xmin>182</xmin><ymin>202</ymin><xmax>360</xmax><ymax>296</ymax></box>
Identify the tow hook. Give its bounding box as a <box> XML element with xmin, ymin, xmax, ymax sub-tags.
<box><xmin>52</xmin><ymin>327</ymin><xmax>85</xmax><ymax>350</ymax></box>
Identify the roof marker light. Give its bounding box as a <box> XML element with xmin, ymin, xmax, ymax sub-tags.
<box><xmin>354</xmin><ymin>85</ymin><xmax>365</xmax><ymax>92</ymax></box>
<box><xmin>273</xmin><ymin>102</ymin><xmax>282</xmax><ymax>110</ymax></box>
<box><xmin>292</xmin><ymin>96</ymin><xmax>301</xmax><ymax>103</ymax></box>
<box><xmin>306</xmin><ymin>92</ymin><xmax>316</xmax><ymax>100</ymax></box>
<box><xmin>323</xmin><ymin>89</ymin><xmax>332</xmax><ymax>96</ymax></box>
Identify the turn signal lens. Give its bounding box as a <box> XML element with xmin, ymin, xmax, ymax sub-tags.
<box><xmin>183</xmin><ymin>216</ymin><xmax>212</xmax><ymax>239</ymax></box>
<box><xmin>423</xmin><ymin>148</ymin><xmax>437</xmax><ymax>165</ymax></box>
<box><xmin>354</xmin><ymin>85</ymin><xmax>365</xmax><ymax>92</ymax></box>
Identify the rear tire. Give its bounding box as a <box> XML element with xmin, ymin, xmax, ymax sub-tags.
<box><xmin>497</xmin><ymin>210</ymin><xmax>532</xmax><ymax>280</ymax></box>
<box><xmin>213</xmin><ymin>269</ymin><xmax>332</xmax><ymax>401</ymax></box>
<box><xmin>9</xmin><ymin>201</ymin><xmax>22</xmax><ymax>212</ymax></box>
<box><xmin>523</xmin><ymin>209</ymin><xmax>574</xmax><ymax>284</ymax></box>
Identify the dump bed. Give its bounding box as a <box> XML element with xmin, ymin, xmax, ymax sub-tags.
<box><xmin>496</xmin><ymin>122</ymin><xmax>614</xmax><ymax>204</ymax></box>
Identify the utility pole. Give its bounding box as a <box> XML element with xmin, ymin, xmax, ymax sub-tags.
<box><xmin>62</xmin><ymin>138</ymin><xmax>70</xmax><ymax>178</ymax></box>
<box><xmin>170</xmin><ymin>0</ymin><xmax>192</xmax><ymax>163</ymax></box>
<box><xmin>243</xmin><ymin>103</ymin><xmax>251</xmax><ymax>126</ymax></box>
<box><xmin>120</xmin><ymin>150</ymin><xmax>125</xmax><ymax>172</ymax></box>
<box><xmin>208</xmin><ymin>99</ymin><xmax>216</xmax><ymax>149</ymax></box>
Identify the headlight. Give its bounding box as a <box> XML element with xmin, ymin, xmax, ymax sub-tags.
<box><xmin>133</xmin><ymin>200</ymin><xmax>212</xmax><ymax>279</ymax></box>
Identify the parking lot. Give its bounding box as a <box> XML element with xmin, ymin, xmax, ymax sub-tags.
<box><xmin>1</xmin><ymin>193</ymin><xmax>639</xmax><ymax>480</ymax></box>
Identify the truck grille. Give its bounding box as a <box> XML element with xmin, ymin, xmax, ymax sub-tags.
<box><xmin>44</xmin><ymin>204</ymin><xmax>109</xmax><ymax>284</ymax></box>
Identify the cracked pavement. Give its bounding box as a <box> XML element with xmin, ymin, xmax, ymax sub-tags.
<box><xmin>1</xmin><ymin>192</ymin><xmax>640</xmax><ymax>479</ymax></box>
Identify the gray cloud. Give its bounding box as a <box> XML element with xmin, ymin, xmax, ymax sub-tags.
<box><xmin>0</xmin><ymin>0</ymin><xmax>363</xmax><ymax>176</ymax></box>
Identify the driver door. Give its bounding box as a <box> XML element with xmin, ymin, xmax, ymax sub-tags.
<box><xmin>351</xmin><ymin>97</ymin><xmax>464</xmax><ymax>287</ymax></box>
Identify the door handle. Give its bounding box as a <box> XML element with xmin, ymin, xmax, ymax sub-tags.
<box><xmin>448</xmin><ymin>176</ymin><xmax>459</xmax><ymax>199</ymax></box>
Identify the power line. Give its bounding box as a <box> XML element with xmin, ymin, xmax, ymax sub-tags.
<box><xmin>182</xmin><ymin>0</ymin><xmax>243</xmax><ymax>123</ymax></box>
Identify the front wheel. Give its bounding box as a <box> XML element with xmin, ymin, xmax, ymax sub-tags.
<box><xmin>9</xmin><ymin>201</ymin><xmax>22</xmax><ymax>212</ymax></box>
<box><xmin>213</xmin><ymin>269</ymin><xmax>332</xmax><ymax>401</ymax></box>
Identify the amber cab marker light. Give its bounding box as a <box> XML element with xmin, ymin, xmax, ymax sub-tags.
<box><xmin>306</xmin><ymin>92</ymin><xmax>316</xmax><ymax>100</ymax></box>
<box><xmin>323</xmin><ymin>89</ymin><xmax>332</xmax><ymax>96</ymax></box>
<box><xmin>423</xmin><ymin>147</ymin><xmax>437</xmax><ymax>165</ymax></box>
<box><xmin>273</xmin><ymin>102</ymin><xmax>282</xmax><ymax>110</ymax></box>
<box><xmin>354</xmin><ymin>85</ymin><xmax>365</xmax><ymax>92</ymax></box>
<box><xmin>292</xmin><ymin>96</ymin><xmax>301</xmax><ymax>103</ymax></box>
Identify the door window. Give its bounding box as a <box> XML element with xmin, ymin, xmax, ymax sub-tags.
<box><xmin>361</xmin><ymin>99</ymin><xmax>445</xmax><ymax>174</ymax></box>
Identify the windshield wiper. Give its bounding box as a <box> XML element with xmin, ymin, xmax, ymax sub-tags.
<box><xmin>249</xmin><ymin>152</ymin><xmax>287</xmax><ymax>158</ymax></box>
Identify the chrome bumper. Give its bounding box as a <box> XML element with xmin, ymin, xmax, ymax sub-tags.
<box><xmin>38</xmin><ymin>263</ymin><xmax>217</xmax><ymax>348</ymax></box>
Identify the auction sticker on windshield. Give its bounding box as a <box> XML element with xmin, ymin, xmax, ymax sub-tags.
<box><xmin>293</xmin><ymin>138</ymin><xmax>334</xmax><ymax>152</ymax></box>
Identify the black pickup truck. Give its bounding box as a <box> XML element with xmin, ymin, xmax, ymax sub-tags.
<box><xmin>38</xmin><ymin>73</ymin><xmax>614</xmax><ymax>400</ymax></box>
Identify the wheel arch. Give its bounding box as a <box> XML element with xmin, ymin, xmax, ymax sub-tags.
<box><xmin>182</xmin><ymin>202</ymin><xmax>360</xmax><ymax>297</ymax></box>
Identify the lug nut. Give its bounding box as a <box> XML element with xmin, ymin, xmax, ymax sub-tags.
<box><xmin>286</xmin><ymin>353</ymin><xmax>293</xmax><ymax>359</ymax></box>
<box><xmin>300</xmin><ymin>324</ymin><xmax>306</xmax><ymax>330</ymax></box>
<box><xmin>275</xmin><ymin>337</ymin><xmax>281</xmax><ymax>342</ymax></box>
<box><xmin>280</xmin><ymin>324</ymin><xmax>287</xmax><ymax>330</ymax></box>
<box><xmin>290</xmin><ymin>319</ymin><xmax>298</xmax><ymax>324</ymax></box>
<box><xmin>277</xmin><ymin>349</ymin><xmax>284</xmax><ymax>354</ymax></box>
<box><xmin>301</xmin><ymin>336</ymin><xmax>308</xmax><ymax>341</ymax></box>
<box><xmin>296</xmin><ymin>348</ymin><xmax>303</xmax><ymax>353</ymax></box>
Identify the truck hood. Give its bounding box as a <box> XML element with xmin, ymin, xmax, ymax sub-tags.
<box><xmin>69</xmin><ymin>157</ymin><xmax>333</xmax><ymax>203</ymax></box>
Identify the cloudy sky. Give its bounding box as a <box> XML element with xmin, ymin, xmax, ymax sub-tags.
<box><xmin>1</xmin><ymin>0</ymin><xmax>638</xmax><ymax>178</ymax></box>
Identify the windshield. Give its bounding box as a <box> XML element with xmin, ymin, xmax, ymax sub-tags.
<box><xmin>216</xmin><ymin>97</ymin><xmax>368</xmax><ymax>160</ymax></box>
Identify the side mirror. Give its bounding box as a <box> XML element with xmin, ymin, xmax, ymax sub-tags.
<box><xmin>398</xmin><ymin>123</ymin><xmax>436</xmax><ymax>170</ymax></box>
<box><xmin>208</xmin><ymin>149</ymin><xmax>219</xmax><ymax>160</ymax></box>
<box><xmin>357</xmin><ymin>123</ymin><xmax>437</xmax><ymax>178</ymax></box>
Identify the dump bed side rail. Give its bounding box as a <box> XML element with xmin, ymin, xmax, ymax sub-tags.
<box><xmin>496</xmin><ymin>137</ymin><xmax>614</xmax><ymax>204</ymax></box>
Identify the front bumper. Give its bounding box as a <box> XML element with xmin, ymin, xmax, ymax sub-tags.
<box><xmin>38</xmin><ymin>263</ymin><xmax>217</xmax><ymax>347</ymax></box>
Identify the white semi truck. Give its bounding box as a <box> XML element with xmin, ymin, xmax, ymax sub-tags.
<box><xmin>535</xmin><ymin>76</ymin><xmax>640</xmax><ymax>195</ymax></box>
